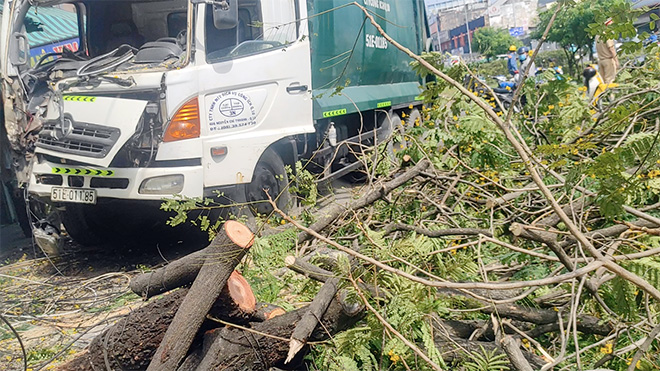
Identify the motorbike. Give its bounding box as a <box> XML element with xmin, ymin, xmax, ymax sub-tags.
<box><xmin>463</xmin><ymin>75</ymin><xmax>520</xmax><ymax>113</ymax></box>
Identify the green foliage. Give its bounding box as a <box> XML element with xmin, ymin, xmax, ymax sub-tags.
<box><xmin>532</xmin><ymin>0</ymin><xmax>638</xmax><ymax>76</ymax></box>
<box><xmin>287</xmin><ymin>161</ymin><xmax>319</xmax><ymax>208</ymax></box>
<box><xmin>472</xmin><ymin>27</ymin><xmax>522</xmax><ymax>61</ymax></box>
<box><xmin>568</xmin><ymin>132</ymin><xmax>660</xmax><ymax>217</ymax></box>
<box><xmin>623</xmin><ymin>257</ymin><xmax>660</xmax><ymax>291</ymax></box>
<box><xmin>463</xmin><ymin>346</ymin><xmax>510</xmax><ymax>371</ymax></box>
<box><xmin>246</xmin><ymin>229</ymin><xmax>301</xmax><ymax>307</ymax></box>
<box><xmin>471</xmin><ymin>58</ymin><xmax>508</xmax><ymax>77</ymax></box>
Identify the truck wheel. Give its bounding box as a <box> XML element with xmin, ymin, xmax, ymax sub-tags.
<box><xmin>405</xmin><ymin>108</ymin><xmax>421</xmax><ymax>128</ymax></box>
<box><xmin>61</xmin><ymin>204</ymin><xmax>104</xmax><ymax>246</ymax></box>
<box><xmin>245</xmin><ymin>148</ymin><xmax>291</xmax><ymax>216</ymax></box>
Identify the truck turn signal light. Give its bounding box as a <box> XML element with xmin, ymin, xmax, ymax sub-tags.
<box><xmin>164</xmin><ymin>97</ymin><xmax>200</xmax><ymax>142</ymax></box>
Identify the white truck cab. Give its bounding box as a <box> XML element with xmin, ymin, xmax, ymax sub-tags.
<box><xmin>0</xmin><ymin>0</ymin><xmax>429</xmax><ymax>245</ymax></box>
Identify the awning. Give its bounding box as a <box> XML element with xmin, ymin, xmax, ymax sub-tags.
<box><xmin>0</xmin><ymin>4</ymin><xmax>79</xmax><ymax>47</ymax></box>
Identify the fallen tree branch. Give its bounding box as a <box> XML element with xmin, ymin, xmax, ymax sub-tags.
<box><xmin>196</xmin><ymin>294</ymin><xmax>364</xmax><ymax>370</ymax></box>
<box><xmin>500</xmin><ymin>336</ymin><xmax>534</xmax><ymax>371</ymax></box>
<box><xmin>627</xmin><ymin>322</ymin><xmax>660</xmax><ymax>371</ymax></box>
<box><xmin>148</xmin><ymin>221</ymin><xmax>254</xmax><ymax>371</ymax></box>
<box><xmin>297</xmin><ymin>159</ymin><xmax>430</xmax><ymax>244</ymax></box>
<box><xmin>285</xmin><ymin>276</ymin><xmax>340</xmax><ymax>363</ymax></box>
<box><xmin>384</xmin><ymin>223</ymin><xmax>492</xmax><ymax>237</ymax></box>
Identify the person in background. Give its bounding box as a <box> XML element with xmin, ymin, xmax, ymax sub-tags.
<box><xmin>595</xmin><ymin>18</ymin><xmax>619</xmax><ymax>84</ymax></box>
<box><xmin>518</xmin><ymin>46</ymin><xmax>536</xmax><ymax>77</ymax></box>
<box><xmin>507</xmin><ymin>45</ymin><xmax>519</xmax><ymax>79</ymax></box>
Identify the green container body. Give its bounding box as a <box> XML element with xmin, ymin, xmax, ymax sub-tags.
<box><xmin>307</xmin><ymin>0</ymin><xmax>427</xmax><ymax>120</ymax></box>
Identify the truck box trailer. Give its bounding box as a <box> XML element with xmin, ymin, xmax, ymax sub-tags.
<box><xmin>0</xmin><ymin>0</ymin><xmax>430</xmax><ymax>245</ymax></box>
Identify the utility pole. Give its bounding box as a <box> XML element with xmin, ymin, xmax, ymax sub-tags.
<box><xmin>464</xmin><ymin>0</ymin><xmax>472</xmax><ymax>55</ymax></box>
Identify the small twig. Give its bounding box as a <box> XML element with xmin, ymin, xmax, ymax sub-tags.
<box><xmin>0</xmin><ymin>313</ymin><xmax>27</xmax><ymax>371</ymax></box>
<box><xmin>627</xmin><ymin>322</ymin><xmax>660</xmax><ymax>371</ymax></box>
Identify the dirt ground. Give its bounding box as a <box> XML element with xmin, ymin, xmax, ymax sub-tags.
<box><xmin>0</xmin><ymin>223</ymin><xmax>206</xmax><ymax>371</ymax></box>
<box><xmin>0</xmin><ymin>179</ymin><xmax>355</xmax><ymax>371</ymax></box>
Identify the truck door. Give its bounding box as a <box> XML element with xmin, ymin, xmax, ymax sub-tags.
<box><xmin>196</xmin><ymin>0</ymin><xmax>313</xmax><ymax>188</ymax></box>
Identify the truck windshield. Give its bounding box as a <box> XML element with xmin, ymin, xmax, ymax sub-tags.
<box><xmin>205</xmin><ymin>1</ymin><xmax>298</xmax><ymax>63</ymax></box>
<box><xmin>0</xmin><ymin>4</ymin><xmax>81</xmax><ymax>66</ymax></box>
<box><xmin>16</xmin><ymin>0</ymin><xmax>189</xmax><ymax>80</ymax></box>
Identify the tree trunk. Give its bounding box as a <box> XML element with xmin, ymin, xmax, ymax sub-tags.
<box><xmin>55</xmin><ymin>270</ymin><xmax>256</xmax><ymax>371</ymax></box>
<box><xmin>130</xmin><ymin>249</ymin><xmax>207</xmax><ymax>299</ymax></box>
<box><xmin>197</xmin><ymin>295</ymin><xmax>364</xmax><ymax>371</ymax></box>
<box><xmin>148</xmin><ymin>220</ymin><xmax>254</xmax><ymax>371</ymax></box>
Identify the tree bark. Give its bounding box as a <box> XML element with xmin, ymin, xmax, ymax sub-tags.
<box><xmin>197</xmin><ymin>295</ymin><xmax>364</xmax><ymax>371</ymax></box>
<box><xmin>130</xmin><ymin>249</ymin><xmax>207</xmax><ymax>299</ymax></box>
<box><xmin>56</xmin><ymin>270</ymin><xmax>256</xmax><ymax>371</ymax></box>
<box><xmin>253</xmin><ymin>303</ymin><xmax>286</xmax><ymax>322</ymax></box>
<box><xmin>285</xmin><ymin>276</ymin><xmax>340</xmax><ymax>363</ymax></box>
<box><xmin>148</xmin><ymin>220</ymin><xmax>254</xmax><ymax>371</ymax></box>
<box><xmin>500</xmin><ymin>336</ymin><xmax>534</xmax><ymax>371</ymax></box>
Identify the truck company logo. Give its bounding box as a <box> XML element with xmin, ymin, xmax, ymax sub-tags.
<box><xmin>219</xmin><ymin>98</ymin><xmax>244</xmax><ymax>117</ymax></box>
<box><xmin>208</xmin><ymin>91</ymin><xmax>257</xmax><ymax>132</ymax></box>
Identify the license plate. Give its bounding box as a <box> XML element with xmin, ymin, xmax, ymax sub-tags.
<box><xmin>51</xmin><ymin>187</ymin><xmax>97</xmax><ymax>204</ymax></box>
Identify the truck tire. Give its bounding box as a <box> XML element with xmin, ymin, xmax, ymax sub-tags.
<box><xmin>61</xmin><ymin>204</ymin><xmax>104</xmax><ymax>246</ymax></box>
<box><xmin>405</xmin><ymin>108</ymin><xmax>421</xmax><ymax>129</ymax></box>
<box><xmin>245</xmin><ymin>148</ymin><xmax>291</xmax><ymax>216</ymax></box>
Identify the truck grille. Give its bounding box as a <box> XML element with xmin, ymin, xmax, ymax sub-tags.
<box><xmin>37</xmin><ymin>118</ymin><xmax>121</xmax><ymax>158</ymax></box>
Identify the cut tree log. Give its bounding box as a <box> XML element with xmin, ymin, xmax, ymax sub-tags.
<box><xmin>130</xmin><ymin>249</ymin><xmax>206</xmax><ymax>299</ymax></box>
<box><xmin>297</xmin><ymin>159</ymin><xmax>430</xmax><ymax>244</ymax></box>
<box><xmin>55</xmin><ymin>271</ymin><xmax>256</xmax><ymax>371</ymax></box>
<box><xmin>196</xmin><ymin>294</ymin><xmax>364</xmax><ymax>371</ymax></box>
<box><xmin>253</xmin><ymin>303</ymin><xmax>286</xmax><ymax>322</ymax></box>
<box><xmin>147</xmin><ymin>220</ymin><xmax>254</xmax><ymax>371</ymax></box>
<box><xmin>285</xmin><ymin>276</ymin><xmax>340</xmax><ymax>363</ymax></box>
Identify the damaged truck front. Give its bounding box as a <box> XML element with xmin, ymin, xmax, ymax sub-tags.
<box><xmin>1</xmin><ymin>0</ymin><xmax>430</xmax><ymax>247</ymax></box>
<box><xmin>1</xmin><ymin>0</ymin><xmax>212</xmax><ymax>245</ymax></box>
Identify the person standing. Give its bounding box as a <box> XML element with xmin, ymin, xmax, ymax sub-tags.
<box><xmin>507</xmin><ymin>45</ymin><xmax>519</xmax><ymax>79</ymax></box>
<box><xmin>595</xmin><ymin>19</ymin><xmax>619</xmax><ymax>84</ymax></box>
<box><xmin>518</xmin><ymin>47</ymin><xmax>536</xmax><ymax>77</ymax></box>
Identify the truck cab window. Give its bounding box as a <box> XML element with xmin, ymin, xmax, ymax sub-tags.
<box><xmin>20</xmin><ymin>4</ymin><xmax>82</xmax><ymax>66</ymax></box>
<box><xmin>205</xmin><ymin>1</ymin><xmax>298</xmax><ymax>63</ymax></box>
<box><xmin>86</xmin><ymin>0</ymin><xmax>188</xmax><ymax>56</ymax></box>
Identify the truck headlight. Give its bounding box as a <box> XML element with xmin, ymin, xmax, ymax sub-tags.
<box><xmin>139</xmin><ymin>175</ymin><xmax>184</xmax><ymax>194</ymax></box>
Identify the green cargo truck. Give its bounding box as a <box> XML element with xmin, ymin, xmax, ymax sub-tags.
<box><xmin>1</xmin><ymin>0</ymin><xmax>431</xmax><ymax>245</ymax></box>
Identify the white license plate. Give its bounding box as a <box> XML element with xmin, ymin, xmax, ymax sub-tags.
<box><xmin>51</xmin><ymin>187</ymin><xmax>97</xmax><ymax>204</ymax></box>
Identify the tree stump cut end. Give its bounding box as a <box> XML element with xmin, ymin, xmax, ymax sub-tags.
<box><xmin>224</xmin><ymin>220</ymin><xmax>255</xmax><ymax>248</ymax></box>
<box><xmin>227</xmin><ymin>270</ymin><xmax>257</xmax><ymax>312</ymax></box>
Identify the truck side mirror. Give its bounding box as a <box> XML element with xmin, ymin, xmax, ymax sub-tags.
<box><xmin>10</xmin><ymin>32</ymin><xmax>29</xmax><ymax>66</ymax></box>
<box><xmin>213</xmin><ymin>1</ymin><xmax>238</xmax><ymax>30</ymax></box>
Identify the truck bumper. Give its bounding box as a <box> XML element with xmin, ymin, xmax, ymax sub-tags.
<box><xmin>28</xmin><ymin>159</ymin><xmax>204</xmax><ymax>201</ymax></box>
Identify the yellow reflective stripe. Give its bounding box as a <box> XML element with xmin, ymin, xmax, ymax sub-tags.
<box><xmin>376</xmin><ymin>101</ymin><xmax>391</xmax><ymax>108</ymax></box>
<box><xmin>62</xmin><ymin>96</ymin><xmax>97</xmax><ymax>103</ymax></box>
<box><xmin>322</xmin><ymin>108</ymin><xmax>347</xmax><ymax>118</ymax></box>
<box><xmin>52</xmin><ymin>168</ymin><xmax>114</xmax><ymax>176</ymax></box>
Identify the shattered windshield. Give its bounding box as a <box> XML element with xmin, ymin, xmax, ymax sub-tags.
<box><xmin>17</xmin><ymin>0</ymin><xmax>189</xmax><ymax>81</ymax></box>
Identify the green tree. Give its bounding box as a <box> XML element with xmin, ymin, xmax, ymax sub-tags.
<box><xmin>531</xmin><ymin>0</ymin><xmax>635</xmax><ymax>77</ymax></box>
<box><xmin>472</xmin><ymin>27</ymin><xmax>520</xmax><ymax>61</ymax></box>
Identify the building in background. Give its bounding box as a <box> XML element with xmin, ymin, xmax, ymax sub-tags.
<box><xmin>426</xmin><ymin>0</ymin><xmax>540</xmax><ymax>55</ymax></box>
<box><xmin>486</xmin><ymin>0</ymin><xmax>538</xmax><ymax>36</ymax></box>
<box><xmin>426</xmin><ymin>0</ymin><xmax>488</xmax><ymax>54</ymax></box>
